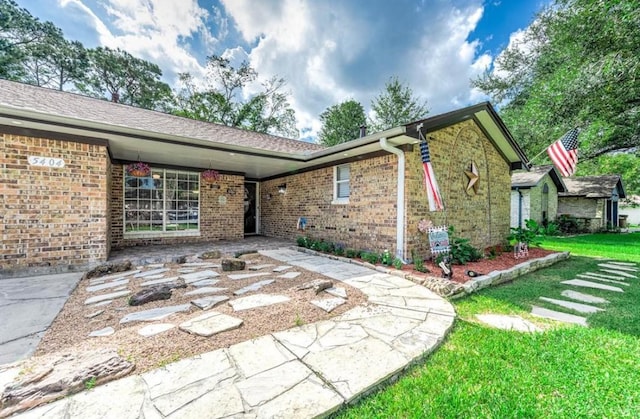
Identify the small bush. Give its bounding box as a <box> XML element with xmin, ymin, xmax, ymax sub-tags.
<box><xmin>557</xmin><ymin>214</ymin><xmax>579</xmax><ymax>234</ymax></box>
<box><xmin>411</xmin><ymin>250</ymin><xmax>429</xmax><ymax>273</ymax></box>
<box><xmin>361</xmin><ymin>251</ymin><xmax>380</xmax><ymax>264</ymax></box>
<box><xmin>393</xmin><ymin>257</ymin><xmax>403</xmax><ymax>270</ymax></box>
<box><xmin>508</xmin><ymin>219</ymin><xmax>542</xmax><ymax>247</ymax></box>
<box><xmin>437</xmin><ymin>226</ymin><xmax>482</xmax><ymax>265</ymax></box>
<box><xmin>317</xmin><ymin>240</ymin><xmax>334</xmax><ymax>253</ymax></box>
<box><xmin>345</xmin><ymin>248</ymin><xmax>358</xmax><ymax>258</ymax></box>
<box><xmin>296</xmin><ymin>236</ymin><xmax>309</xmax><ymax>247</ymax></box>
<box><xmin>334</xmin><ymin>245</ymin><xmax>345</xmax><ymax>256</ymax></box>
<box><xmin>381</xmin><ymin>249</ymin><xmax>393</xmax><ymax>266</ymax></box>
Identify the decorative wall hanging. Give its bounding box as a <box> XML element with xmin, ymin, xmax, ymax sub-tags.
<box><xmin>417</xmin><ymin>124</ymin><xmax>444</xmax><ymax>211</ymax></box>
<box><xmin>464</xmin><ymin>161</ymin><xmax>480</xmax><ymax>194</ymax></box>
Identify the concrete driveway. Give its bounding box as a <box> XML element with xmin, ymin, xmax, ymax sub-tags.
<box><xmin>0</xmin><ymin>272</ymin><xmax>82</xmax><ymax>365</ymax></box>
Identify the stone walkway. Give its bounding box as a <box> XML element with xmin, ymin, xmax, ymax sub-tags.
<box><xmin>11</xmin><ymin>249</ymin><xmax>455</xmax><ymax>418</ymax></box>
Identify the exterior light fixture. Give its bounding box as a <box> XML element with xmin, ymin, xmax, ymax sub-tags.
<box><xmin>278</xmin><ymin>184</ymin><xmax>287</xmax><ymax>194</ymax></box>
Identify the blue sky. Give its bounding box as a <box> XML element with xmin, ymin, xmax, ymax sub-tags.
<box><xmin>16</xmin><ymin>0</ymin><xmax>547</xmax><ymax>141</ymax></box>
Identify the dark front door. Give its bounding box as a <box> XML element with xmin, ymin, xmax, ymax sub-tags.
<box><xmin>244</xmin><ymin>182</ymin><xmax>257</xmax><ymax>234</ymax></box>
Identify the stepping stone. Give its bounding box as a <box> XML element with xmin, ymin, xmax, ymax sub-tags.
<box><xmin>138</xmin><ymin>323</ymin><xmax>175</xmax><ymax>337</ymax></box>
<box><xmin>119</xmin><ymin>304</ymin><xmax>191</xmax><ymax>324</ymax></box>
<box><xmin>233</xmin><ymin>279</ymin><xmax>275</xmax><ymax>295</ymax></box>
<box><xmin>140</xmin><ymin>276</ymin><xmax>180</xmax><ymax>287</ymax></box>
<box><xmin>88</xmin><ymin>327</ymin><xmax>115</xmax><ymax>337</ymax></box>
<box><xmin>180</xmin><ymin>270</ymin><xmax>220</xmax><ymax>283</ymax></box>
<box><xmin>249</xmin><ymin>264</ymin><xmax>274</xmax><ymax>271</ymax></box>
<box><xmin>605</xmin><ymin>261</ymin><xmax>637</xmax><ymax>267</ymax></box>
<box><xmin>143</xmin><ymin>274</ymin><xmax>166</xmax><ymax>280</ymax></box>
<box><xmin>85</xmin><ymin>290</ymin><xmax>131</xmax><ymax>305</ymax></box>
<box><xmin>577</xmin><ymin>274</ymin><xmax>629</xmax><ymax>286</ymax></box>
<box><xmin>90</xmin><ymin>270</ymin><xmax>141</xmax><ymax>284</ymax></box>
<box><xmin>177</xmin><ymin>268</ymin><xmax>196</xmax><ymax>273</ymax></box>
<box><xmin>600</xmin><ymin>269</ymin><xmax>637</xmax><ymax>279</ymax></box>
<box><xmin>539</xmin><ymin>297</ymin><xmax>604</xmax><ymax>314</ymax></box>
<box><xmin>561</xmin><ymin>279</ymin><xmax>624</xmax><ymax>293</ymax></box>
<box><xmin>181</xmin><ymin>262</ymin><xmax>221</xmax><ymax>268</ymax></box>
<box><xmin>85</xmin><ymin>310</ymin><xmax>104</xmax><ymax>319</ymax></box>
<box><xmin>278</xmin><ymin>272</ymin><xmax>301</xmax><ymax>279</ymax></box>
<box><xmin>146</xmin><ymin>263</ymin><xmax>165</xmax><ymax>269</ymax></box>
<box><xmin>227</xmin><ymin>272</ymin><xmax>271</xmax><ymax>280</ymax></box>
<box><xmin>86</xmin><ymin>278</ymin><xmax>130</xmax><ymax>293</ymax></box>
<box><xmin>93</xmin><ymin>300</ymin><xmax>113</xmax><ymax>307</ymax></box>
<box><xmin>229</xmin><ymin>294</ymin><xmax>291</xmax><ymax>311</ymax></box>
<box><xmin>184</xmin><ymin>287</ymin><xmax>228</xmax><ymax>296</ymax></box>
<box><xmin>113</xmin><ymin>286</ymin><xmax>128</xmax><ymax>292</ymax></box>
<box><xmin>325</xmin><ymin>287</ymin><xmax>347</xmax><ymax>299</ymax></box>
<box><xmin>179</xmin><ymin>312</ymin><xmax>243</xmax><ymax>337</ymax></box>
<box><xmin>191</xmin><ymin>295</ymin><xmax>230</xmax><ymax>310</ymax></box>
<box><xmin>598</xmin><ymin>263</ymin><xmax>638</xmax><ymax>272</ymax></box>
<box><xmin>475</xmin><ymin>314</ymin><xmax>542</xmax><ymax>332</ymax></box>
<box><xmin>311</xmin><ymin>297</ymin><xmax>346</xmax><ymax>313</ymax></box>
<box><xmin>189</xmin><ymin>279</ymin><xmax>220</xmax><ymax>287</ymax></box>
<box><xmin>582</xmin><ymin>271</ymin><xmax>628</xmax><ymax>281</ymax></box>
<box><xmin>531</xmin><ymin>306</ymin><xmax>588</xmax><ymax>326</ymax></box>
<box><xmin>134</xmin><ymin>268</ymin><xmax>170</xmax><ymax>278</ymax></box>
<box><xmin>272</xmin><ymin>265</ymin><xmax>292</xmax><ymax>273</ymax></box>
<box><xmin>561</xmin><ymin>290</ymin><xmax>609</xmax><ymax>304</ymax></box>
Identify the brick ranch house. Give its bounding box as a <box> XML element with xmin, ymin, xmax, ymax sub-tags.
<box><xmin>1</xmin><ymin>79</ymin><xmax>528</xmax><ymax>277</ymax></box>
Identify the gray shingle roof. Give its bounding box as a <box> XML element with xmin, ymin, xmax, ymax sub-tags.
<box><xmin>560</xmin><ymin>175</ymin><xmax>625</xmax><ymax>198</ymax></box>
<box><xmin>0</xmin><ymin>79</ymin><xmax>324</xmax><ymax>154</ymax></box>
<box><xmin>511</xmin><ymin>165</ymin><xmax>566</xmax><ymax>192</ymax></box>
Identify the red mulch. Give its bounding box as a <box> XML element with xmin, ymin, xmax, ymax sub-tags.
<box><xmin>401</xmin><ymin>247</ymin><xmax>557</xmax><ymax>284</ymax></box>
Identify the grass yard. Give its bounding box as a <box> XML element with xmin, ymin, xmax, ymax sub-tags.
<box><xmin>335</xmin><ymin>234</ymin><xmax>640</xmax><ymax>418</ymax></box>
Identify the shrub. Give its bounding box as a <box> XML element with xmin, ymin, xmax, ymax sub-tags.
<box><xmin>333</xmin><ymin>245</ymin><xmax>345</xmax><ymax>256</ymax></box>
<box><xmin>542</xmin><ymin>221</ymin><xmax>560</xmax><ymax>236</ymax></box>
<box><xmin>393</xmin><ymin>257</ymin><xmax>403</xmax><ymax>270</ymax></box>
<box><xmin>411</xmin><ymin>250</ymin><xmax>429</xmax><ymax>273</ymax></box>
<box><xmin>296</xmin><ymin>236</ymin><xmax>309</xmax><ymax>247</ymax></box>
<box><xmin>508</xmin><ymin>219</ymin><xmax>542</xmax><ymax>247</ymax></box>
<box><xmin>557</xmin><ymin>214</ymin><xmax>579</xmax><ymax>234</ymax></box>
<box><xmin>345</xmin><ymin>248</ymin><xmax>358</xmax><ymax>258</ymax></box>
<box><xmin>381</xmin><ymin>249</ymin><xmax>393</xmax><ymax>266</ymax></box>
<box><xmin>317</xmin><ymin>240</ymin><xmax>334</xmax><ymax>253</ymax></box>
<box><xmin>361</xmin><ymin>251</ymin><xmax>379</xmax><ymax>264</ymax></box>
<box><xmin>437</xmin><ymin>226</ymin><xmax>482</xmax><ymax>265</ymax></box>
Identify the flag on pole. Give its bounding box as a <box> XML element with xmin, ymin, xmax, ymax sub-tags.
<box><xmin>420</xmin><ymin>138</ymin><xmax>444</xmax><ymax>211</ymax></box>
<box><xmin>547</xmin><ymin>128</ymin><xmax>579</xmax><ymax>177</ymax></box>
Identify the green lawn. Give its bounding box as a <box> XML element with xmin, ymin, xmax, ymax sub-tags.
<box><xmin>539</xmin><ymin>232</ymin><xmax>640</xmax><ymax>262</ymax></box>
<box><xmin>335</xmin><ymin>234</ymin><xmax>640</xmax><ymax>418</ymax></box>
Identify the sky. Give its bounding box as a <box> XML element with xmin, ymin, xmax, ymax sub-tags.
<box><xmin>16</xmin><ymin>0</ymin><xmax>548</xmax><ymax>142</ymax></box>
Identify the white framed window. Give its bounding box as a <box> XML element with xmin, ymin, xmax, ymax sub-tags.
<box><xmin>124</xmin><ymin>168</ymin><xmax>200</xmax><ymax>236</ymax></box>
<box><xmin>333</xmin><ymin>164</ymin><xmax>350</xmax><ymax>204</ymax></box>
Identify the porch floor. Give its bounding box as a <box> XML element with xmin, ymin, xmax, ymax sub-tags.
<box><xmin>108</xmin><ymin>236</ymin><xmax>295</xmax><ymax>266</ymax></box>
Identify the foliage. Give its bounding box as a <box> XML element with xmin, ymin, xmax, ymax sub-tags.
<box><xmin>84</xmin><ymin>376</ymin><xmax>97</xmax><ymax>390</ymax></box>
<box><xmin>541</xmin><ymin>221</ymin><xmax>560</xmax><ymax>236</ymax></box>
<box><xmin>508</xmin><ymin>219</ymin><xmax>542</xmax><ymax>247</ymax></box>
<box><xmin>437</xmin><ymin>226</ymin><xmax>482</xmax><ymax>265</ymax></box>
<box><xmin>556</xmin><ymin>214</ymin><xmax>580</xmax><ymax>234</ymax></box>
<box><xmin>77</xmin><ymin>46</ymin><xmax>173</xmax><ymax>111</ymax></box>
<box><xmin>380</xmin><ymin>249</ymin><xmax>393</xmax><ymax>266</ymax></box>
<box><xmin>345</xmin><ymin>249</ymin><xmax>359</xmax><ymax>259</ymax></box>
<box><xmin>473</xmin><ymin>0</ymin><xmax>640</xmax><ymax>194</ymax></box>
<box><xmin>174</xmin><ymin>57</ymin><xmax>298</xmax><ymax>138</ymax></box>
<box><xmin>369</xmin><ymin>76</ymin><xmax>429</xmax><ymax>132</ymax></box>
<box><xmin>317</xmin><ymin>240</ymin><xmax>334</xmax><ymax>254</ymax></box>
<box><xmin>360</xmin><ymin>251</ymin><xmax>380</xmax><ymax>265</ymax></box>
<box><xmin>296</xmin><ymin>236</ymin><xmax>309</xmax><ymax>247</ymax></box>
<box><xmin>333</xmin><ymin>245</ymin><xmax>345</xmax><ymax>256</ymax></box>
<box><xmin>317</xmin><ymin>100</ymin><xmax>366</xmax><ymax>146</ymax></box>
<box><xmin>392</xmin><ymin>257</ymin><xmax>403</xmax><ymax>270</ymax></box>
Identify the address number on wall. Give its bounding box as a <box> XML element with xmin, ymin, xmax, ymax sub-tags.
<box><xmin>28</xmin><ymin>156</ymin><xmax>65</xmax><ymax>168</ymax></box>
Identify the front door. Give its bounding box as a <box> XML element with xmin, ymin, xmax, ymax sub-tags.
<box><xmin>244</xmin><ymin>182</ymin><xmax>258</xmax><ymax>235</ymax></box>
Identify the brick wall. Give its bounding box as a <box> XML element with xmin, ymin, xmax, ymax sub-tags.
<box><xmin>1</xmin><ymin>134</ymin><xmax>109</xmax><ymax>276</ymax></box>
<box><xmin>110</xmin><ymin>165</ymin><xmax>244</xmax><ymax>249</ymax></box>
<box><xmin>405</xmin><ymin>120</ymin><xmax>512</xmax><ymax>260</ymax></box>
<box><xmin>260</xmin><ymin>154</ymin><xmax>398</xmax><ymax>253</ymax></box>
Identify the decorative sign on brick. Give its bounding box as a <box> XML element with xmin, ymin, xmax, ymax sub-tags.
<box><xmin>428</xmin><ymin>225</ymin><xmax>450</xmax><ymax>255</ymax></box>
<box><xmin>28</xmin><ymin>156</ymin><xmax>65</xmax><ymax>168</ymax></box>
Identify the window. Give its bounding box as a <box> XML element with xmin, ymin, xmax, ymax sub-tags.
<box><xmin>124</xmin><ymin>168</ymin><xmax>200</xmax><ymax>235</ymax></box>
<box><xmin>333</xmin><ymin>164</ymin><xmax>350</xmax><ymax>203</ymax></box>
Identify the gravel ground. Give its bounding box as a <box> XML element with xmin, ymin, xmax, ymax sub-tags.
<box><xmin>35</xmin><ymin>253</ymin><xmax>368</xmax><ymax>374</ymax></box>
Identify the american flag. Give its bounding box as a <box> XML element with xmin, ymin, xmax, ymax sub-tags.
<box><xmin>420</xmin><ymin>140</ymin><xmax>444</xmax><ymax>211</ymax></box>
<box><xmin>547</xmin><ymin>128</ymin><xmax>579</xmax><ymax>177</ymax></box>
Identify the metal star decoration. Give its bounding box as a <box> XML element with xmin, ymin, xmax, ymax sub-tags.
<box><xmin>464</xmin><ymin>162</ymin><xmax>480</xmax><ymax>194</ymax></box>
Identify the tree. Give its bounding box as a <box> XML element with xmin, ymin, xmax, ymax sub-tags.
<box><xmin>78</xmin><ymin>46</ymin><xmax>173</xmax><ymax>110</ymax></box>
<box><xmin>174</xmin><ymin>55</ymin><xmax>298</xmax><ymax>138</ymax></box>
<box><xmin>369</xmin><ymin>76</ymin><xmax>429</xmax><ymax>132</ymax></box>
<box><xmin>473</xmin><ymin>0</ymin><xmax>640</xmax><ymax>161</ymax></box>
<box><xmin>318</xmin><ymin>100</ymin><xmax>366</xmax><ymax>147</ymax></box>
<box><xmin>0</xmin><ymin>0</ymin><xmax>58</xmax><ymax>80</ymax></box>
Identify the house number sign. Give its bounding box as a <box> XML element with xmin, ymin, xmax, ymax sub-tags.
<box><xmin>28</xmin><ymin>156</ymin><xmax>65</xmax><ymax>168</ymax></box>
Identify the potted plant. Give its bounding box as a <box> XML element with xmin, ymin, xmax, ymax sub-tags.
<box><xmin>201</xmin><ymin>169</ymin><xmax>220</xmax><ymax>183</ymax></box>
<box><xmin>126</xmin><ymin>161</ymin><xmax>151</xmax><ymax>177</ymax></box>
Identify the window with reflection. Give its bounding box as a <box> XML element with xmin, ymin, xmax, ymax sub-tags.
<box><xmin>124</xmin><ymin>169</ymin><xmax>199</xmax><ymax>234</ymax></box>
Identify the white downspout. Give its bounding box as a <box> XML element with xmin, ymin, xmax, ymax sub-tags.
<box><xmin>379</xmin><ymin>137</ymin><xmax>406</xmax><ymax>261</ymax></box>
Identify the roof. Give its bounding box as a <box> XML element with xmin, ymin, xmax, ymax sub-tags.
<box><xmin>559</xmin><ymin>175</ymin><xmax>626</xmax><ymax>199</ymax></box>
<box><xmin>0</xmin><ymin>79</ymin><xmax>323</xmax><ymax>155</ymax></box>
<box><xmin>0</xmin><ymin>80</ymin><xmax>528</xmax><ymax>179</ymax></box>
<box><xmin>511</xmin><ymin>165</ymin><xmax>567</xmax><ymax>192</ymax></box>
